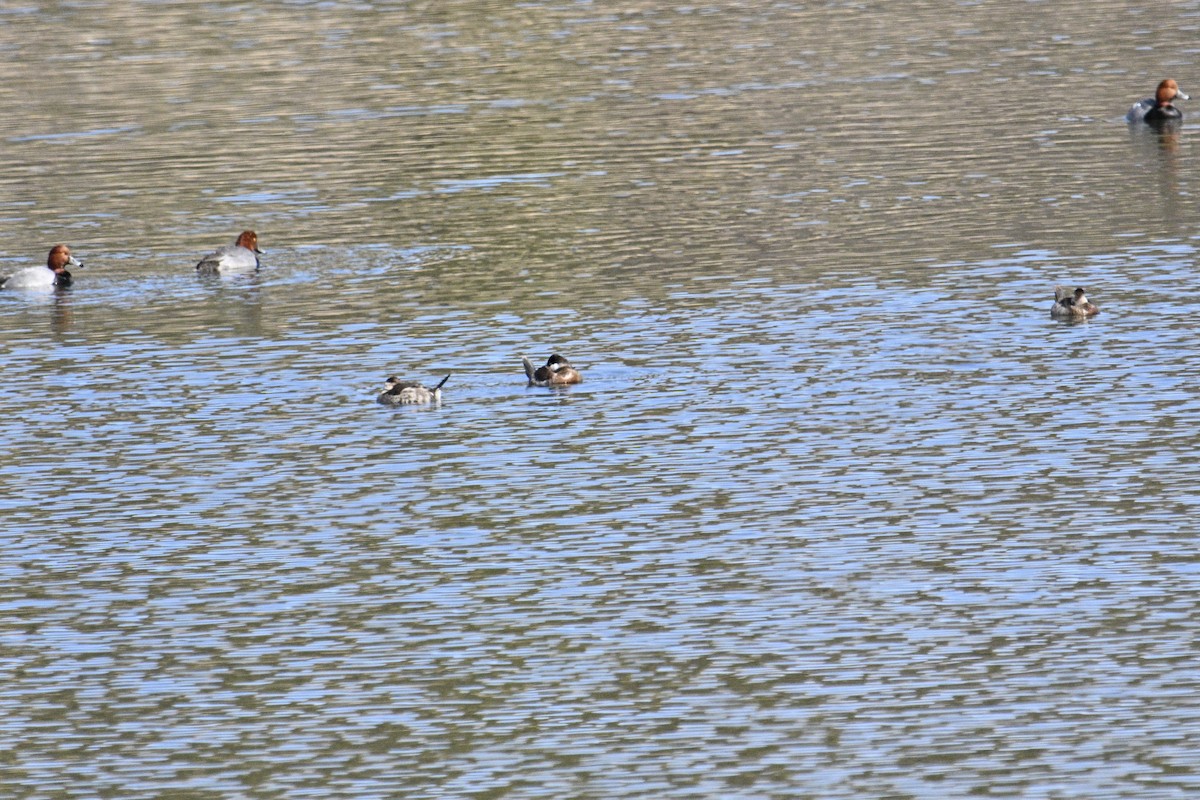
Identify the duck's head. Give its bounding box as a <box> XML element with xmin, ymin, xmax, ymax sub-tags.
<box><xmin>1157</xmin><ymin>79</ymin><xmax>1188</xmax><ymax>106</ymax></box>
<box><xmin>236</xmin><ymin>230</ymin><xmax>264</xmax><ymax>254</ymax></box>
<box><xmin>47</xmin><ymin>244</ymin><xmax>81</xmax><ymax>274</ymax></box>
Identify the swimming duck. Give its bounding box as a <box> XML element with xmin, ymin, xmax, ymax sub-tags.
<box><xmin>377</xmin><ymin>374</ymin><xmax>450</xmax><ymax>405</ymax></box>
<box><xmin>1127</xmin><ymin>79</ymin><xmax>1189</xmax><ymax>125</ymax></box>
<box><xmin>1</xmin><ymin>245</ymin><xmax>82</xmax><ymax>290</ymax></box>
<box><xmin>196</xmin><ymin>230</ymin><xmax>264</xmax><ymax>274</ymax></box>
<box><xmin>1051</xmin><ymin>286</ymin><xmax>1099</xmax><ymax>319</ymax></box>
<box><xmin>522</xmin><ymin>353</ymin><xmax>583</xmax><ymax>386</ymax></box>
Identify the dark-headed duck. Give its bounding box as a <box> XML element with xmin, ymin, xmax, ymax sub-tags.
<box><xmin>522</xmin><ymin>353</ymin><xmax>583</xmax><ymax>386</ymax></box>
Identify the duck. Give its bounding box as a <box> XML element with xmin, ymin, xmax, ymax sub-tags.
<box><xmin>1127</xmin><ymin>79</ymin><xmax>1189</xmax><ymax>125</ymax></box>
<box><xmin>1</xmin><ymin>245</ymin><xmax>82</xmax><ymax>290</ymax></box>
<box><xmin>522</xmin><ymin>353</ymin><xmax>583</xmax><ymax>386</ymax></box>
<box><xmin>196</xmin><ymin>230</ymin><xmax>264</xmax><ymax>274</ymax></box>
<box><xmin>377</xmin><ymin>374</ymin><xmax>450</xmax><ymax>405</ymax></box>
<box><xmin>1051</xmin><ymin>286</ymin><xmax>1100</xmax><ymax>319</ymax></box>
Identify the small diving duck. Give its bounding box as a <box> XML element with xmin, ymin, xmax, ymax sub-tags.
<box><xmin>1</xmin><ymin>245</ymin><xmax>82</xmax><ymax>290</ymax></box>
<box><xmin>196</xmin><ymin>230</ymin><xmax>264</xmax><ymax>274</ymax></box>
<box><xmin>522</xmin><ymin>353</ymin><xmax>583</xmax><ymax>386</ymax></box>
<box><xmin>377</xmin><ymin>374</ymin><xmax>450</xmax><ymax>405</ymax></box>
<box><xmin>1127</xmin><ymin>79</ymin><xmax>1189</xmax><ymax>125</ymax></box>
<box><xmin>1051</xmin><ymin>286</ymin><xmax>1100</xmax><ymax>319</ymax></box>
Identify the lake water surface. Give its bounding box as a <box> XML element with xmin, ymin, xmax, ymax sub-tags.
<box><xmin>3</xmin><ymin>2</ymin><xmax>1200</xmax><ymax>797</ymax></box>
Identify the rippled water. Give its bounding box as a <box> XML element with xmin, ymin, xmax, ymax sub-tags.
<box><xmin>3</xmin><ymin>1</ymin><xmax>1200</xmax><ymax>797</ymax></box>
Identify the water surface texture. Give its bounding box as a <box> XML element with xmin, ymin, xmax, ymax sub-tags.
<box><xmin>3</xmin><ymin>2</ymin><xmax>1200</xmax><ymax>798</ymax></box>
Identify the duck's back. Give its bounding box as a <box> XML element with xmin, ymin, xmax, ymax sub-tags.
<box><xmin>197</xmin><ymin>245</ymin><xmax>258</xmax><ymax>274</ymax></box>
<box><xmin>1127</xmin><ymin>98</ymin><xmax>1155</xmax><ymax>123</ymax></box>
<box><xmin>377</xmin><ymin>374</ymin><xmax>449</xmax><ymax>405</ymax></box>
<box><xmin>1</xmin><ymin>266</ymin><xmax>57</xmax><ymax>290</ymax></box>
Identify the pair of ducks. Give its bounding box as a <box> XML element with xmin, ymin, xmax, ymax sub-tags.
<box><xmin>0</xmin><ymin>232</ymin><xmax>264</xmax><ymax>290</ymax></box>
<box><xmin>1054</xmin><ymin>78</ymin><xmax>1180</xmax><ymax>316</ymax></box>
<box><xmin>377</xmin><ymin>354</ymin><xmax>583</xmax><ymax>406</ymax></box>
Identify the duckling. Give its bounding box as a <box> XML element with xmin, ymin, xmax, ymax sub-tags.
<box><xmin>1051</xmin><ymin>286</ymin><xmax>1100</xmax><ymax>319</ymax></box>
<box><xmin>377</xmin><ymin>374</ymin><xmax>450</xmax><ymax>405</ymax></box>
<box><xmin>522</xmin><ymin>353</ymin><xmax>583</xmax><ymax>386</ymax></box>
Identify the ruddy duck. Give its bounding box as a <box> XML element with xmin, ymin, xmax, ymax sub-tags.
<box><xmin>196</xmin><ymin>230</ymin><xmax>264</xmax><ymax>274</ymax></box>
<box><xmin>522</xmin><ymin>353</ymin><xmax>583</xmax><ymax>386</ymax></box>
<box><xmin>1051</xmin><ymin>286</ymin><xmax>1099</xmax><ymax>319</ymax></box>
<box><xmin>1127</xmin><ymin>79</ymin><xmax>1189</xmax><ymax>125</ymax></box>
<box><xmin>1</xmin><ymin>245</ymin><xmax>82</xmax><ymax>290</ymax></box>
<box><xmin>377</xmin><ymin>373</ymin><xmax>450</xmax><ymax>405</ymax></box>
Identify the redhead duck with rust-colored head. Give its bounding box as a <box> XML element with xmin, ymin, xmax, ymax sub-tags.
<box><xmin>1</xmin><ymin>245</ymin><xmax>82</xmax><ymax>290</ymax></box>
<box><xmin>196</xmin><ymin>230</ymin><xmax>264</xmax><ymax>274</ymax></box>
<box><xmin>1127</xmin><ymin>79</ymin><xmax>1189</xmax><ymax>125</ymax></box>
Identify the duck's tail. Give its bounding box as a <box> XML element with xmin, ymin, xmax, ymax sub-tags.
<box><xmin>434</xmin><ymin>374</ymin><xmax>451</xmax><ymax>390</ymax></box>
<box><xmin>1054</xmin><ymin>285</ymin><xmax>1071</xmax><ymax>303</ymax></box>
<box><xmin>522</xmin><ymin>356</ymin><xmax>535</xmax><ymax>382</ymax></box>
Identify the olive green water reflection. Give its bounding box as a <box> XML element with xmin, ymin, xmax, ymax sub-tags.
<box><xmin>2</xmin><ymin>2</ymin><xmax>1200</xmax><ymax>798</ymax></box>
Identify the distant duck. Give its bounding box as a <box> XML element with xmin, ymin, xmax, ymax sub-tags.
<box><xmin>196</xmin><ymin>230</ymin><xmax>264</xmax><ymax>274</ymax></box>
<box><xmin>1</xmin><ymin>245</ymin><xmax>82</xmax><ymax>290</ymax></box>
<box><xmin>377</xmin><ymin>374</ymin><xmax>450</xmax><ymax>405</ymax></box>
<box><xmin>1051</xmin><ymin>286</ymin><xmax>1100</xmax><ymax>319</ymax></box>
<box><xmin>522</xmin><ymin>353</ymin><xmax>583</xmax><ymax>386</ymax></box>
<box><xmin>1127</xmin><ymin>78</ymin><xmax>1189</xmax><ymax>125</ymax></box>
